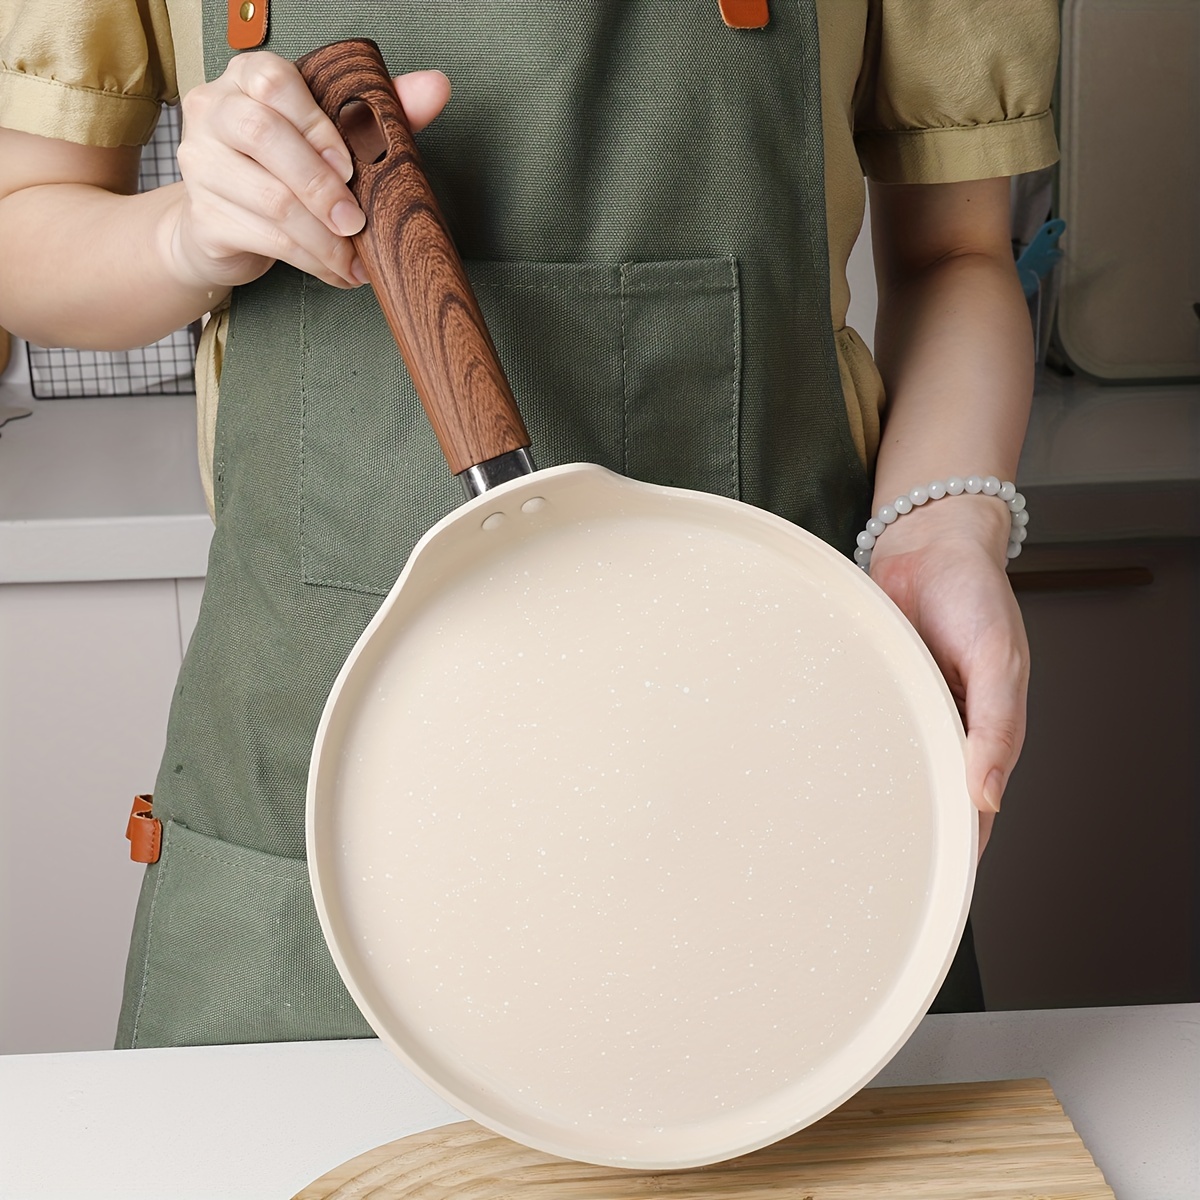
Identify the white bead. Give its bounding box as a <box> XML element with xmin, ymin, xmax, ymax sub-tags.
<box><xmin>856</xmin><ymin>530</ymin><xmax>876</xmax><ymax>550</ymax></box>
<box><xmin>894</xmin><ymin>495</ymin><xmax>913</xmax><ymax>514</ymax></box>
<box><xmin>1013</xmin><ymin>510</ymin><xmax>1029</xmax><ymax>527</ymax></box>
<box><xmin>928</xmin><ymin>480</ymin><xmax>947</xmax><ymax>500</ymax></box>
<box><xmin>965</xmin><ymin>475</ymin><xmax>984</xmax><ymax>494</ymax></box>
<box><xmin>946</xmin><ymin>477</ymin><xmax>965</xmax><ymax>495</ymax></box>
<box><xmin>1011</xmin><ymin>525</ymin><xmax>1027</xmax><ymax>544</ymax></box>
<box><xmin>878</xmin><ymin>505</ymin><xmax>898</xmax><ymax>524</ymax></box>
<box><xmin>866</xmin><ymin>517</ymin><xmax>885</xmax><ymax>537</ymax></box>
<box><xmin>909</xmin><ymin>485</ymin><xmax>930</xmax><ymax>506</ymax></box>
<box><xmin>999</xmin><ymin>481</ymin><xmax>1017</xmax><ymax>501</ymax></box>
<box><xmin>1009</xmin><ymin>493</ymin><xmax>1027</xmax><ymax>513</ymax></box>
<box><xmin>1006</xmin><ymin>542</ymin><xmax>1023</xmax><ymax>559</ymax></box>
<box><xmin>854</xmin><ymin>546</ymin><xmax>870</xmax><ymax>566</ymax></box>
<box><xmin>982</xmin><ymin>475</ymin><xmax>1001</xmax><ymax>495</ymax></box>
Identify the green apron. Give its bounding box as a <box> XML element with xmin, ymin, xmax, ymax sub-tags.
<box><xmin>117</xmin><ymin>0</ymin><xmax>975</xmax><ymax>1050</ymax></box>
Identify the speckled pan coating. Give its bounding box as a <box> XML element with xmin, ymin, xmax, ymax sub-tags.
<box><xmin>307</xmin><ymin>464</ymin><xmax>976</xmax><ymax>1170</ymax></box>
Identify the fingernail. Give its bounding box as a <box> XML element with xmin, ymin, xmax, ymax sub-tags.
<box><xmin>351</xmin><ymin>257</ymin><xmax>370</xmax><ymax>286</ymax></box>
<box><xmin>331</xmin><ymin>200</ymin><xmax>365</xmax><ymax>238</ymax></box>
<box><xmin>983</xmin><ymin>768</ymin><xmax>1004</xmax><ymax>813</ymax></box>
<box><xmin>322</xmin><ymin>148</ymin><xmax>353</xmax><ymax>182</ymax></box>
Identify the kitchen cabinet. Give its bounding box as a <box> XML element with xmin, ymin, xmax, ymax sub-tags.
<box><xmin>0</xmin><ymin>578</ymin><xmax>203</xmax><ymax>1053</ymax></box>
<box><xmin>973</xmin><ymin>537</ymin><xmax>1200</xmax><ymax>1010</ymax></box>
<box><xmin>0</xmin><ymin>389</ymin><xmax>211</xmax><ymax>1053</ymax></box>
<box><xmin>966</xmin><ymin>371</ymin><xmax>1200</xmax><ymax>1011</ymax></box>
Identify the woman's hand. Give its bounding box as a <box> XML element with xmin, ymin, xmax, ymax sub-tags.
<box><xmin>163</xmin><ymin>52</ymin><xmax>451</xmax><ymax>293</ymax></box>
<box><xmin>0</xmin><ymin>55</ymin><xmax>450</xmax><ymax>349</ymax></box>
<box><xmin>867</xmin><ymin>496</ymin><xmax>1029</xmax><ymax>858</ymax></box>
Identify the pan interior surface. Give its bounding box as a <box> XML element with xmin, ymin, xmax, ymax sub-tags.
<box><xmin>308</xmin><ymin>465</ymin><xmax>974</xmax><ymax>1169</ymax></box>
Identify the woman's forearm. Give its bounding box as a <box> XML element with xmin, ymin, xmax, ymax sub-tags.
<box><xmin>872</xmin><ymin>248</ymin><xmax>1033</xmax><ymax>517</ymax></box>
<box><xmin>867</xmin><ymin>175</ymin><xmax>1034</xmax><ymax>560</ymax></box>
<box><xmin>0</xmin><ymin>178</ymin><xmax>225</xmax><ymax>351</ymax></box>
<box><xmin>0</xmin><ymin>130</ymin><xmax>227</xmax><ymax>348</ymax></box>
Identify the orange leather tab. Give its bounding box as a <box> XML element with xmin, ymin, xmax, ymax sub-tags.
<box><xmin>125</xmin><ymin>794</ymin><xmax>153</xmax><ymax>840</ymax></box>
<box><xmin>126</xmin><ymin>794</ymin><xmax>162</xmax><ymax>864</ymax></box>
<box><xmin>227</xmin><ymin>0</ymin><xmax>268</xmax><ymax>50</ymax></box>
<box><xmin>718</xmin><ymin>0</ymin><xmax>769</xmax><ymax>28</ymax></box>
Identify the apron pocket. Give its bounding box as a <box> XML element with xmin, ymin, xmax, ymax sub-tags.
<box><xmin>300</xmin><ymin>257</ymin><xmax>742</xmax><ymax>597</ymax></box>
<box><xmin>120</xmin><ymin>820</ymin><xmax>373</xmax><ymax>1048</ymax></box>
<box><xmin>620</xmin><ymin>257</ymin><xmax>741</xmax><ymax>497</ymax></box>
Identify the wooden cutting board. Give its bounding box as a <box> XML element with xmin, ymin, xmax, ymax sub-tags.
<box><xmin>293</xmin><ymin>1078</ymin><xmax>1113</xmax><ymax>1198</ymax></box>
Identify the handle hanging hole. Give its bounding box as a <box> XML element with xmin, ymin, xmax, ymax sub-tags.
<box><xmin>338</xmin><ymin>100</ymin><xmax>387</xmax><ymax>165</ymax></box>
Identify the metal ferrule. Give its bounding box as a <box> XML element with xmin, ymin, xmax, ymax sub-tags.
<box><xmin>458</xmin><ymin>448</ymin><xmax>537</xmax><ymax>499</ymax></box>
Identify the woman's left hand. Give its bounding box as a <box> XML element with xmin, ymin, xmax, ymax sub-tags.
<box><xmin>867</xmin><ymin>495</ymin><xmax>1029</xmax><ymax>858</ymax></box>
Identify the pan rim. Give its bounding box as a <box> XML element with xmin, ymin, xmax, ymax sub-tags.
<box><xmin>306</xmin><ymin>464</ymin><xmax>977</xmax><ymax>1169</ymax></box>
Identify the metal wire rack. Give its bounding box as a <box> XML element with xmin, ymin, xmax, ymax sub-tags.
<box><xmin>26</xmin><ymin>104</ymin><xmax>200</xmax><ymax>398</ymax></box>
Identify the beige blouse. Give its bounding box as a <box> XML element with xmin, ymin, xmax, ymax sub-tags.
<box><xmin>0</xmin><ymin>0</ymin><xmax>1060</xmax><ymax>513</ymax></box>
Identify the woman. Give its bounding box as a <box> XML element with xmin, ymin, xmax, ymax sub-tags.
<box><xmin>0</xmin><ymin>0</ymin><xmax>1058</xmax><ymax>1046</ymax></box>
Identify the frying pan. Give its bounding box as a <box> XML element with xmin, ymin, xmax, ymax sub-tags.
<box><xmin>298</xmin><ymin>40</ymin><xmax>976</xmax><ymax>1171</ymax></box>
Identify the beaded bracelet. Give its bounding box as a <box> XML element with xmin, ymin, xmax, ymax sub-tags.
<box><xmin>853</xmin><ymin>475</ymin><xmax>1028</xmax><ymax>572</ymax></box>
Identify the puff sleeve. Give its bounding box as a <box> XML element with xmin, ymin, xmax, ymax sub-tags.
<box><xmin>0</xmin><ymin>0</ymin><xmax>177</xmax><ymax>147</ymax></box>
<box><xmin>855</xmin><ymin>0</ymin><xmax>1060</xmax><ymax>183</ymax></box>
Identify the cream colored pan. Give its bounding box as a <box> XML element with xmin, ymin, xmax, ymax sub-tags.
<box><xmin>299</xmin><ymin>42</ymin><xmax>976</xmax><ymax>1171</ymax></box>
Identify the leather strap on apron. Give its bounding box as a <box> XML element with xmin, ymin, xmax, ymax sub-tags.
<box><xmin>228</xmin><ymin>2</ymin><xmax>768</xmax><ymax>47</ymax></box>
<box><xmin>125</xmin><ymin>795</ymin><xmax>161</xmax><ymax>864</ymax></box>
<box><xmin>719</xmin><ymin>0</ymin><xmax>770</xmax><ymax>28</ymax></box>
<box><xmin>227</xmin><ymin>0</ymin><xmax>268</xmax><ymax>50</ymax></box>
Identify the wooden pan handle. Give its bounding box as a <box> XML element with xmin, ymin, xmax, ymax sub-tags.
<box><xmin>295</xmin><ymin>40</ymin><xmax>530</xmax><ymax>476</ymax></box>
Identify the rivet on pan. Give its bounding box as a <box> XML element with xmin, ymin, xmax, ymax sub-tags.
<box><xmin>481</xmin><ymin>512</ymin><xmax>506</xmax><ymax>532</ymax></box>
<box><xmin>239</xmin><ymin>1</ymin><xmax>255</xmax><ymax>20</ymax></box>
<box><xmin>521</xmin><ymin>497</ymin><xmax>547</xmax><ymax>514</ymax></box>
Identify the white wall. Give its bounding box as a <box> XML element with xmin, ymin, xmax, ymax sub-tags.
<box><xmin>843</xmin><ymin>194</ymin><xmax>878</xmax><ymax>354</ymax></box>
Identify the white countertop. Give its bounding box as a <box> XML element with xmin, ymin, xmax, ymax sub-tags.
<box><xmin>1018</xmin><ymin>371</ymin><xmax>1200</xmax><ymax>543</ymax></box>
<box><xmin>1020</xmin><ymin>371</ymin><xmax>1200</xmax><ymax>488</ymax></box>
<box><xmin>0</xmin><ymin>370</ymin><xmax>1197</xmax><ymax>586</ymax></box>
<box><xmin>0</xmin><ymin>384</ymin><xmax>212</xmax><ymax>584</ymax></box>
<box><xmin>0</xmin><ymin>1003</ymin><xmax>1195</xmax><ymax>1199</ymax></box>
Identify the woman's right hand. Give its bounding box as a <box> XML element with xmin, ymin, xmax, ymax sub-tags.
<box><xmin>162</xmin><ymin>52</ymin><xmax>450</xmax><ymax>294</ymax></box>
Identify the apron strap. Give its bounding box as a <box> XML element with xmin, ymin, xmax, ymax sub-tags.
<box><xmin>126</xmin><ymin>794</ymin><xmax>162</xmax><ymax>864</ymax></box>
<box><xmin>718</xmin><ymin>0</ymin><xmax>770</xmax><ymax>29</ymax></box>
<box><xmin>226</xmin><ymin>2</ymin><xmax>764</xmax><ymax>48</ymax></box>
<box><xmin>228</xmin><ymin>0</ymin><xmax>269</xmax><ymax>50</ymax></box>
